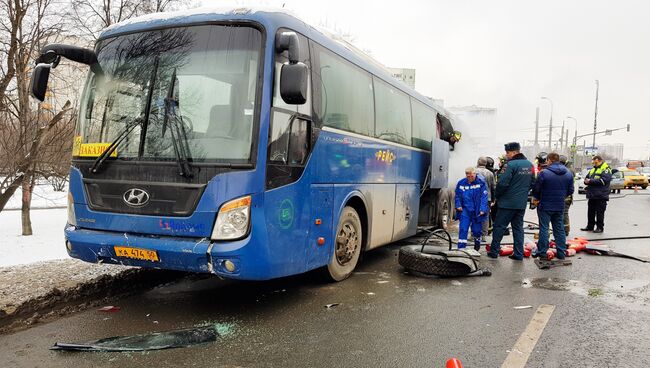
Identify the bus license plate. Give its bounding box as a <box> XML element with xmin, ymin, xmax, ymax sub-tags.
<box><xmin>114</xmin><ymin>246</ymin><xmax>159</xmax><ymax>262</ymax></box>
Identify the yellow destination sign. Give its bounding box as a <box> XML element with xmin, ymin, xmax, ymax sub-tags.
<box><xmin>78</xmin><ymin>143</ymin><xmax>117</xmax><ymax>157</ymax></box>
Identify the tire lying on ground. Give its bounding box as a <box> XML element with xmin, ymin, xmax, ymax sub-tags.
<box><xmin>398</xmin><ymin>245</ymin><xmax>473</xmax><ymax>277</ymax></box>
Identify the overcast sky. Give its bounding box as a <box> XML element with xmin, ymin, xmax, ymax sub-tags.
<box><xmin>203</xmin><ymin>0</ymin><xmax>650</xmax><ymax>159</ymax></box>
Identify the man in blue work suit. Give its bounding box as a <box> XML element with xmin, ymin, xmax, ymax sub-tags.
<box><xmin>455</xmin><ymin>167</ymin><xmax>489</xmax><ymax>251</ymax></box>
<box><xmin>487</xmin><ymin>142</ymin><xmax>534</xmax><ymax>260</ymax></box>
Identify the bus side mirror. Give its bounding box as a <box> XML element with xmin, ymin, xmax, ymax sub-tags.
<box><xmin>280</xmin><ymin>62</ymin><xmax>308</xmax><ymax>105</ymax></box>
<box><xmin>30</xmin><ymin>64</ymin><xmax>51</xmax><ymax>102</ymax></box>
<box><xmin>276</xmin><ymin>31</ymin><xmax>308</xmax><ymax>105</ymax></box>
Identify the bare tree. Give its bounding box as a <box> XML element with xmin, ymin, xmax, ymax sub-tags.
<box><xmin>0</xmin><ymin>0</ymin><xmax>73</xmax><ymax>235</ymax></box>
<box><xmin>68</xmin><ymin>0</ymin><xmax>186</xmax><ymax>41</ymax></box>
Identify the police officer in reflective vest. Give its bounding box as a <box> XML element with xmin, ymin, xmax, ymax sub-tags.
<box><xmin>455</xmin><ymin>167</ymin><xmax>489</xmax><ymax>251</ymax></box>
<box><xmin>580</xmin><ymin>155</ymin><xmax>612</xmax><ymax>233</ymax></box>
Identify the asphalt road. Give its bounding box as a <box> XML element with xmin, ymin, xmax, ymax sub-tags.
<box><xmin>2</xmin><ymin>191</ymin><xmax>650</xmax><ymax>367</ymax></box>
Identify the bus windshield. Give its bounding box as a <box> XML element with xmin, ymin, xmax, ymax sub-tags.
<box><xmin>77</xmin><ymin>25</ymin><xmax>262</xmax><ymax>162</ymax></box>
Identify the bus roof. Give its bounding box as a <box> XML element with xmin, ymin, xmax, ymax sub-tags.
<box><xmin>100</xmin><ymin>7</ymin><xmax>443</xmax><ymax>113</ymax></box>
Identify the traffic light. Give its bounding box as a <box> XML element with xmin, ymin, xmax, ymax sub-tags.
<box><xmin>626</xmin><ymin>123</ymin><xmax>630</xmax><ymax>132</ymax></box>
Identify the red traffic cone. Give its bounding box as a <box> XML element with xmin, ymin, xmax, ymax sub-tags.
<box><xmin>446</xmin><ymin>358</ymin><xmax>463</xmax><ymax>368</ymax></box>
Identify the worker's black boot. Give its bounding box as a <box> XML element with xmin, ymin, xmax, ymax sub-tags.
<box><xmin>593</xmin><ymin>228</ymin><xmax>603</xmax><ymax>233</ymax></box>
<box><xmin>580</xmin><ymin>227</ymin><xmax>593</xmax><ymax>231</ymax></box>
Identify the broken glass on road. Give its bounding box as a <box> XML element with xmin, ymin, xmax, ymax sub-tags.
<box><xmin>50</xmin><ymin>325</ymin><xmax>218</xmax><ymax>352</ymax></box>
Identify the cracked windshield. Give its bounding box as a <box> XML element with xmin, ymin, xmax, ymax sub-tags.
<box><xmin>76</xmin><ymin>25</ymin><xmax>261</xmax><ymax>162</ymax></box>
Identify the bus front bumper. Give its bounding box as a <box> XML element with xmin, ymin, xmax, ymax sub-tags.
<box><xmin>65</xmin><ymin>225</ymin><xmax>213</xmax><ymax>273</ymax></box>
<box><xmin>64</xmin><ymin>226</ymin><xmax>271</xmax><ymax>279</ymax></box>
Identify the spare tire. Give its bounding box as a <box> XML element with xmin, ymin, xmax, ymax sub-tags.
<box><xmin>398</xmin><ymin>245</ymin><xmax>472</xmax><ymax>277</ymax></box>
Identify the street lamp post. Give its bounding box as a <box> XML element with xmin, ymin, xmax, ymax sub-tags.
<box><xmin>541</xmin><ymin>97</ymin><xmax>553</xmax><ymax>151</ymax></box>
<box><xmin>593</xmin><ymin>80</ymin><xmax>599</xmax><ymax>148</ymax></box>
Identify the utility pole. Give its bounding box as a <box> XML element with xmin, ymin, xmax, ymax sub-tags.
<box><xmin>534</xmin><ymin>107</ymin><xmax>539</xmax><ymax>150</ymax></box>
<box><xmin>560</xmin><ymin>120</ymin><xmax>564</xmax><ymax>151</ymax></box>
<box><xmin>565</xmin><ymin>130</ymin><xmax>569</xmax><ymax>153</ymax></box>
<box><xmin>593</xmin><ymin>80</ymin><xmax>599</xmax><ymax>148</ymax></box>
<box><xmin>541</xmin><ymin>97</ymin><xmax>553</xmax><ymax>151</ymax></box>
<box><xmin>549</xmin><ymin>111</ymin><xmax>553</xmax><ymax>151</ymax></box>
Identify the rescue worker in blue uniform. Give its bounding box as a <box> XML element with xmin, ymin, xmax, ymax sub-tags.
<box><xmin>488</xmin><ymin>142</ymin><xmax>534</xmax><ymax>260</ymax></box>
<box><xmin>455</xmin><ymin>167</ymin><xmax>489</xmax><ymax>251</ymax></box>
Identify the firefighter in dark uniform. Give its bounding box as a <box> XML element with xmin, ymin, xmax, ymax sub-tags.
<box><xmin>488</xmin><ymin>142</ymin><xmax>534</xmax><ymax>260</ymax></box>
<box><xmin>580</xmin><ymin>155</ymin><xmax>612</xmax><ymax>233</ymax></box>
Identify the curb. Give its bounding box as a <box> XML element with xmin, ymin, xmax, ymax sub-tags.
<box><xmin>0</xmin><ymin>260</ymin><xmax>184</xmax><ymax>333</ymax></box>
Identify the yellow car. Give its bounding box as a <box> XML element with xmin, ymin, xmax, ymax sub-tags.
<box><xmin>620</xmin><ymin>169</ymin><xmax>648</xmax><ymax>189</ymax></box>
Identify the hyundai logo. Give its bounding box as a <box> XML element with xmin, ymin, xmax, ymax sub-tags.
<box><xmin>123</xmin><ymin>188</ymin><xmax>150</xmax><ymax>207</ymax></box>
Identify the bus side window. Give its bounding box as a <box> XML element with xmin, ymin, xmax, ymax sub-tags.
<box><xmin>288</xmin><ymin>118</ymin><xmax>309</xmax><ymax>165</ymax></box>
<box><xmin>268</xmin><ymin>112</ymin><xmax>309</xmax><ymax>165</ymax></box>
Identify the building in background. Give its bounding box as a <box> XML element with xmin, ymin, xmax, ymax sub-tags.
<box><xmin>597</xmin><ymin>143</ymin><xmax>624</xmax><ymax>162</ymax></box>
<box><xmin>388</xmin><ymin>67</ymin><xmax>416</xmax><ymax>89</ymax></box>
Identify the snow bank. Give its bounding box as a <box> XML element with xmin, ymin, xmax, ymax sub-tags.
<box><xmin>0</xmin><ymin>208</ymin><xmax>68</xmax><ymax>267</ymax></box>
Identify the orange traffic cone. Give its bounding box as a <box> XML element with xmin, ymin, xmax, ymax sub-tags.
<box><xmin>446</xmin><ymin>358</ymin><xmax>463</xmax><ymax>368</ymax></box>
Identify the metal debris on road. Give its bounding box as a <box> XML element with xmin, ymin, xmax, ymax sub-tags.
<box><xmin>534</xmin><ymin>258</ymin><xmax>572</xmax><ymax>269</ymax></box>
<box><xmin>514</xmin><ymin>305</ymin><xmax>533</xmax><ymax>310</ymax></box>
<box><xmin>97</xmin><ymin>306</ymin><xmax>120</xmax><ymax>312</ymax></box>
<box><xmin>324</xmin><ymin>303</ymin><xmax>340</xmax><ymax>309</ymax></box>
<box><xmin>585</xmin><ymin>244</ymin><xmax>649</xmax><ymax>263</ymax></box>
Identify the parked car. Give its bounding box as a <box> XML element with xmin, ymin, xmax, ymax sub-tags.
<box><xmin>579</xmin><ymin>168</ymin><xmax>625</xmax><ymax>194</ymax></box>
<box><xmin>639</xmin><ymin>167</ymin><xmax>650</xmax><ymax>181</ymax></box>
<box><xmin>621</xmin><ymin>169</ymin><xmax>648</xmax><ymax>189</ymax></box>
<box><xmin>577</xmin><ymin>169</ymin><xmax>590</xmax><ymax>194</ymax></box>
<box><xmin>610</xmin><ymin>170</ymin><xmax>624</xmax><ymax>194</ymax></box>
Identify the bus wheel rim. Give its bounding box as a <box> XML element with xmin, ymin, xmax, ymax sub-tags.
<box><xmin>336</xmin><ymin>221</ymin><xmax>358</xmax><ymax>265</ymax></box>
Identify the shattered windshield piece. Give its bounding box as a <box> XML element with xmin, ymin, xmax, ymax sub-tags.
<box><xmin>50</xmin><ymin>325</ymin><xmax>218</xmax><ymax>352</ymax></box>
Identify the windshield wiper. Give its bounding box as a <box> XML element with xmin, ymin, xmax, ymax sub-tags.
<box><xmin>162</xmin><ymin>68</ymin><xmax>193</xmax><ymax>178</ymax></box>
<box><xmin>90</xmin><ymin>117</ymin><xmax>142</xmax><ymax>173</ymax></box>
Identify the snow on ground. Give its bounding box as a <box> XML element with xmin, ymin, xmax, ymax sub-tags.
<box><xmin>0</xmin><ymin>207</ymin><xmax>69</xmax><ymax>267</ymax></box>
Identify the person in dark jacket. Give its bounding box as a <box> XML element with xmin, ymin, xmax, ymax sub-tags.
<box><xmin>531</xmin><ymin>152</ymin><xmax>575</xmax><ymax>259</ymax></box>
<box><xmin>580</xmin><ymin>155</ymin><xmax>612</xmax><ymax>233</ymax></box>
<box><xmin>476</xmin><ymin>157</ymin><xmax>496</xmax><ymax>239</ymax></box>
<box><xmin>455</xmin><ymin>167</ymin><xmax>489</xmax><ymax>250</ymax></box>
<box><xmin>559</xmin><ymin>155</ymin><xmax>574</xmax><ymax>235</ymax></box>
<box><xmin>488</xmin><ymin>142</ymin><xmax>534</xmax><ymax>260</ymax></box>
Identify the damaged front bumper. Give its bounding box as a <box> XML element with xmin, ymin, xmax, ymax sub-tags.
<box><xmin>65</xmin><ymin>225</ymin><xmax>212</xmax><ymax>274</ymax></box>
<box><xmin>64</xmin><ymin>225</ymin><xmax>273</xmax><ymax>279</ymax></box>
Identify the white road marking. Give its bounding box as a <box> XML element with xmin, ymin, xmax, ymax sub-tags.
<box><xmin>501</xmin><ymin>304</ymin><xmax>556</xmax><ymax>368</ymax></box>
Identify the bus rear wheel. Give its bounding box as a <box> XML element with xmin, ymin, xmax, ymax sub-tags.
<box><xmin>326</xmin><ymin>206</ymin><xmax>362</xmax><ymax>281</ymax></box>
<box><xmin>436</xmin><ymin>190</ymin><xmax>452</xmax><ymax>230</ymax></box>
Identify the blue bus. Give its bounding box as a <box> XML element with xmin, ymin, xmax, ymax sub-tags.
<box><xmin>30</xmin><ymin>8</ymin><xmax>457</xmax><ymax>281</ymax></box>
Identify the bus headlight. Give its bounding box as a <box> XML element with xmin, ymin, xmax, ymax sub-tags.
<box><xmin>67</xmin><ymin>192</ymin><xmax>77</xmax><ymax>226</ymax></box>
<box><xmin>211</xmin><ymin>195</ymin><xmax>251</xmax><ymax>240</ymax></box>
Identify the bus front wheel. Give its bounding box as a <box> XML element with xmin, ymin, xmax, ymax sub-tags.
<box><xmin>326</xmin><ymin>206</ymin><xmax>362</xmax><ymax>281</ymax></box>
